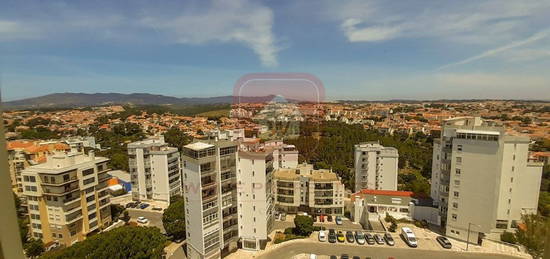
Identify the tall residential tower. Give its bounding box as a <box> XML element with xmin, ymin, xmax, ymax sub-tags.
<box><xmin>431</xmin><ymin>117</ymin><xmax>543</xmax><ymax>243</ymax></box>
<box><xmin>128</xmin><ymin>136</ymin><xmax>182</xmax><ymax>204</ymax></box>
<box><xmin>354</xmin><ymin>142</ymin><xmax>399</xmax><ymax>192</ymax></box>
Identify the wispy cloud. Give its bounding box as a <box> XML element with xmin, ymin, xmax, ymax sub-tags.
<box><xmin>436</xmin><ymin>30</ymin><xmax>549</xmax><ymax>70</ymax></box>
<box><xmin>0</xmin><ymin>0</ymin><xmax>280</xmax><ymax>67</ymax></box>
<box><xmin>332</xmin><ymin>0</ymin><xmax>550</xmax><ymax>45</ymax></box>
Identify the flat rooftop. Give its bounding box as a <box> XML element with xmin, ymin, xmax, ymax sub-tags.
<box><xmin>184</xmin><ymin>142</ymin><xmax>215</xmax><ymax>151</ymax></box>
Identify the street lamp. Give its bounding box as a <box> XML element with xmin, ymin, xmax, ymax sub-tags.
<box><xmin>466</xmin><ymin>223</ymin><xmax>481</xmax><ymax>251</ymax></box>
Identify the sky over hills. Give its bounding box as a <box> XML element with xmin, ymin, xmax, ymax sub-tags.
<box><xmin>1</xmin><ymin>0</ymin><xmax>550</xmax><ymax>101</ymax></box>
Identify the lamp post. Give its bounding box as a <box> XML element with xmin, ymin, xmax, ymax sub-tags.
<box><xmin>466</xmin><ymin>223</ymin><xmax>481</xmax><ymax>251</ymax></box>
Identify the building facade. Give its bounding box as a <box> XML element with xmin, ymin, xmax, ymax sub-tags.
<box><xmin>354</xmin><ymin>141</ymin><xmax>399</xmax><ymax>192</ymax></box>
<box><xmin>128</xmin><ymin>136</ymin><xmax>182</xmax><ymax>204</ymax></box>
<box><xmin>274</xmin><ymin>164</ymin><xmax>345</xmax><ymax>215</ymax></box>
<box><xmin>182</xmin><ymin>140</ymin><xmax>239</xmax><ymax>259</ymax></box>
<box><xmin>21</xmin><ymin>151</ymin><xmax>112</xmax><ymax>247</ymax></box>
<box><xmin>431</xmin><ymin>117</ymin><xmax>543</xmax><ymax>243</ymax></box>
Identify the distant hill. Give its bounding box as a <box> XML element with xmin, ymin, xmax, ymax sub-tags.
<box><xmin>1</xmin><ymin>93</ymin><xmax>285</xmax><ymax>109</ymax></box>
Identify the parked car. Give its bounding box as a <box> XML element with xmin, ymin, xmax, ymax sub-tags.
<box><xmin>152</xmin><ymin>207</ymin><xmax>163</xmax><ymax>211</ymax></box>
<box><xmin>139</xmin><ymin>203</ymin><xmax>150</xmax><ymax>209</ymax></box>
<box><xmin>274</xmin><ymin>211</ymin><xmax>280</xmax><ymax>220</ymax></box>
<box><xmin>280</xmin><ymin>212</ymin><xmax>287</xmax><ymax>221</ymax></box>
<box><xmin>310</xmin><ymin>254</ymin><xmax>317</xmax><ymax>259</ymax></box>
<box><xmin>328</xmin><ymin>229</ymin><xmax>337</xmax><ymax>243</ymax></box>
<box><xmin>337</xmin><ymin>231</ymin><xmax>345</xmax><ymax>243</ymax></box>
<box><xmin>374</xmin><ymin>234</ymin><xmax>385</xmax><ymax>244</ymax></box>
<box><xmin>384</xmin><ymin>233</ymin><xmax>395</xmax><ymax>246</ymax></box>
<box><xmin>335</xmin><ymin>216</ymin><xmax>343</xmax><ymax>225</ymax></box>
<box><xmin>436</xmin><ymin>236</ymin><xmax>452</xmax><ymax>249</ymax></box>
<box><xmin>352</xmin><ymin>256</ymin><xmax>360</xmax><ymax>259</ymax></box>
<box><xmin>313</xmin><ymin>215</ymin><xmax>318</xmax><ymax>222</ymax></box>
<box><xmin>340</xmin><ymin>255</ymin><xmax>349</xmax><ymax>259</ymax></box>
<box><xmin>320</xmin><ymin>215</ymin><xmax>325</xmax><ymax>222</ymax></box>
<box><xmin>355</xmin><ymin>231</ymin><xmax>366</xmax><ymax>245</ymax></box>
<box><xmin>318</xmin><ymin>230</ymin><xmax>327</xmax><ymax>242</ymax></box>
<box><xmin>125</xmin><ymin>202</ymin><xmax>134</xmax><ymax>208</ymax></box>
<box><xmin>401</xmin><ymin>227</ymin><xmax>418</xmax><ymax>248</ymax></box>
<box><xmin>345</xmin><ymin>231</ymin><xmax>355</xmax><ymax>243</ymax></box>
<box><xmin>137</xmin><ymin>216</ymin><xmax>148</xmax><ymax>224</ymax></box>
<box><xmin>330</xmin><ymin>256</ymin><xmax>337</xmax><ymax>259</ymax></box>
<box><xmin>365</xmin><ymin>233</ymin><xmax>375</xmax><ymax>245</ymax></box>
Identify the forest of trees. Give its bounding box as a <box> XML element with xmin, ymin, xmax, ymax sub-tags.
<box><xmin>286</xmin><ymin>121</ymin><xmax>433</xmax><ymax>195</ymax></box>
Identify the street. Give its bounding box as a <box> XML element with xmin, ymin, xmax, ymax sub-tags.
<box><xmin>256</xmin><ymin>241</ymin><xmax>526</xmax><ymax>259</ymax></box>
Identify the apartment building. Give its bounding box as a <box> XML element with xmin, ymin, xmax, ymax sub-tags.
<box><xmin>20</xmin><ymin>151</ymin><xmax>112</xmax><ymax>247</ymax></box>
<box><xmin>354</xmin><ymin>141</ymin><xmax>399</xmax><ymax>192</ymax></box>
<box><xmin>431</xmin><ymin>117</ymin><xmax>543</xmax><ymax>243</ymax></box>
<box><xmin>128</xmin><ymin>136</ymin><xmax>182</xmax><ymax>204</ymax></box>
<box><xmin>7</xmin><ymin>140</ymin><xmax>70</xmax><ymax>194</ymax></box>
<box><xmin>182</xmin><ymin>140</ymin><xmax>239</xmax><ymax>259</ymax></box>
<box><xmin>274</xmin><ymin>163</ymin><xmax>345</xmax><ymax>215</ymax></box>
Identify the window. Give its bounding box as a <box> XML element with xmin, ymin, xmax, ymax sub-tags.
<box><xmin>83</xmin><ymin>168</ymin><xmax>94</xmax><ymax>176</ymax></box>
<box><xmin>456</xmin><ymin>157</ymin><xmax>462</xmax><ymax>164</ymax></box>
<box><xmin>453</xmin><ymin>191</ymin><xmax>459</xmax><ymax>198</ymax></box>
<box><xmin>457</xmin><ymin>145</ymin><xmax>462</xmax><ymax>151</ymax></box>
<box><xmin>455</xmin><ymin>168</ymin><xmax>461</xmax><ymax>175</ymax></box>
<box><xmin>452</xmin><ymin>202</ymin><xmax>458</xmax><ymax>209</ymax></box>
<box><xmin>454</xmin><ymin>180</ymin><xmax>460</xmax><ymax>186</ymax></box>
<box><xmin>451</xmin><ymin>214</ymin><xmax>457</xmax><ymax>220</ymax></box>
<box><xmin>83</xmin><ymin>178</ymin><xmax>95</xmax><ymax>185</ymax></box>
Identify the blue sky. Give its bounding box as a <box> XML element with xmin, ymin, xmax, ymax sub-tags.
<box><xmin>1</xmin><ymin>0</ymin><xmax>550</xmax><ymax>101</ymax></box>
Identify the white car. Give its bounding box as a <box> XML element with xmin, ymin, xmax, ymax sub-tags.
<box><xmin>318</xmin><ymin>230</ymin><xmax>327</xmax><ymax>242</ymax></box>
<box><xmin>309</xmin><ymin>254</ymin><xmax>317</xmax><ymax>259</ymax></box>
<box><xmin>137</xmin><ymin>216</ymin><xmax>148</xmax><ymax>224</ymax></box>
<box><xmin>401</xmin><ymin>227</ymin><xmax>418</xmax><ymax>247</ymax></box>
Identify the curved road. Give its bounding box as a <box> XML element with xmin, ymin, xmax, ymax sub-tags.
<box><xmin>256</xmin><ymin>241</ymin><xmax>526</xmax><ymax>259</ymax></box>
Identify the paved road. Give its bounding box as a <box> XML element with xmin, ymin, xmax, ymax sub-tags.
<box><xmin>257</xmin><ymin>242</ymin><xmax>526</xmax><ymax>259</ymax></box>
<box><xmin>127</xmin><ymin>208</ymin><xmax>165</xmax><ymax>233</ymax></box>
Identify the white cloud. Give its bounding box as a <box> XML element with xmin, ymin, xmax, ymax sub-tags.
<box><xmin>140</xmin><ymin>0</ymin><xmax>278</xmax><ymax>67</ymax></box>
<box><xmin>341</xmin><ymin>18</ymin><xmax>402</xmax><ymax>42</ymax></box>
<box><xmin>0</xmin><ymin>0</ymin><xmax>279</xmax><ymax>67</ymax></box>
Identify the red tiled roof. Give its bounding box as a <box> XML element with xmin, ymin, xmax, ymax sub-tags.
<box><xmin>351</xmin><ymin>189</ymin><xmax>416</xmax><ymax>202</ymax></box>
<box><xmin>357</xmin><ymin>189</ymin><xmax>414</xmax><ymax>197</ymax></box>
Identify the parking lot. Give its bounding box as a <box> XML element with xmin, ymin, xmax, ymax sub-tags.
<box><xmin>127</xmin><ymin>208</ymin><xmax>166</xmax><ymax>233</ymax></box>
<box><xmin>274</xmin><ymin>214</ymin><xmax>365</xmax><ymax>232</ymax></box>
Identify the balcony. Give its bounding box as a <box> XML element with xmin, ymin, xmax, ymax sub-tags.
<box><xmin>314</xmin><ymin>184</ymin><xmax>333</xmax><ymax>190</ymax></box>
<box><xmin>98</xmin><ymin>173</ymin><xmax>111</xmax><ymax>182</ymax></box>
<box><xmin>202</xmin><ymin>190</ymin><xmax>217</xmax><ymax>201</ymax></box>
<box><xmin>43</xmin><ymin>184</ymin><xmax>79</xmax><ymax>196</ymax></box>
<box><xmin>314</xmin><ymin>198</ymin><xmax>334</xmax><ymax>206</ymax></box>
<box><xmin>41</xmin><ymin>175</ymin><xmax>78</xmax><ymax>186</ymax></box>
<box><xmin>314</xmin><ymin>191</ymin><xmax>333</xmax><ymax>197</ymax></box>
<box><xmin>63</xmin><ymin>195</ymin><xmax>81</xmax><ymax>205</ymax></box>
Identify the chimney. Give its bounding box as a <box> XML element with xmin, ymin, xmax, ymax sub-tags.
<box><xmin>89</xmin><ymin>150</ymin><xmax>95</xmax><ymax>160</ymax></box>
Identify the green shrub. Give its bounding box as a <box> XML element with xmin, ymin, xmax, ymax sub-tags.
<box><xmin>501</xmin><ymin>231</ymin><xmax>517</xmax><ymax>244</ymax></box>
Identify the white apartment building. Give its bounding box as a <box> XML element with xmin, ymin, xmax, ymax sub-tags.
<box><xmin>235</xmin><ymin>138</ymin><xmax>297</xmax><ymax>250</ymax></box>
<box><xmin>128</xmin><ymin>136</ymin><xmax>182</xmax><ymax>204</ymax></box>
<box><xmin>431</xmin><ymin>117</ymin><xmax>543</xmax><ymax>243</ymax></box>
<box><xmin>274</xmin><ymin>163</ymin><xmax>345</xmax><ymax>215</ymax></box>
<box><xmin>237</xmin><ymin>149</ymin><xmax>275</xmax><ymax>251</ymax></box>
<box><xmin>354</xmin><ymin>141</ymin><xmax>399</xmax><ymax>192</ymax></box>
<box><xmin>182</xmin><ymin>140</ymin><xmax>239</xmax><ymax>259</ymax></box>
<box><xmin>21</xmin><ymin>151</ymin><xmax>112</xmax><ymax>247</ymax></box>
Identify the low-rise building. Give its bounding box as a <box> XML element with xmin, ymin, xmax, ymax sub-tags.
<box><xmin>274</xmin><ymin>163</ymin><xmax>345</xmax><ymax>215</ymax></box>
